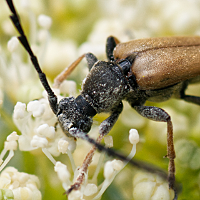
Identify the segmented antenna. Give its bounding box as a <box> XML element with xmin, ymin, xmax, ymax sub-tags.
<box><xmin>6</xmin><ymin>0</ymin><xmax>58</xmax><ymax>114</ymax></box>
<box><xmin>70</xmin><ymin>128</ymin><xmax>168</xmax><ymax>180</ymax></box>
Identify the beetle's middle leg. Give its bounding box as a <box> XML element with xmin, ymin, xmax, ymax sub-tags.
<box><xmin>99</xmin><ymin>102</ymin><xmax>123</xmax><ymax>136</ymax></box>
<box><xmin>177</xmin><ymin>81</ymin><xmax>200</xmax><ymax>105</ymax></box>
<box><xmin>133</xmin><ymin>105</ymin><xmax>176</xmax><ymax>190</ymax></box>
<box><xmin>180</xmin><ymin>91</ymin><xmax>200</xmax><ymax>105</ymax></box>
<box><xmin>181</xmin><ymin>94</ymin><xmax>200</xmax><ymax>105</ymax></box>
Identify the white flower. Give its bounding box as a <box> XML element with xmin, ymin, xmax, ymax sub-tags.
<box><xmin>83</xmin><ymin>183</ymin><xmax>98</xmax><ymax>196</ymax></box>
<box><xmin>104</xmin><ymin>135</ymin><xmax>113</xmax><ymax>148</ymax></box>
<box><xmin>38</xmin><ymin>15</ymin><xmax>52</xmax><ymax>29</ymax></box>
<box><xmin>68</xmin><ymin>190</ymin><xmax>82</xmax><ymax>200</ymax></box>
<box><xmin>7</xmin><ymin>37</ymin><xmax>19</xmax><ymax>52</ymax></box>
<box><xmin>31</xmin><ymin>135</ymin><xmax>48</xmax><ymax>148</ymax></box>
<box><xmin>27</xmin><ymin>101</ymin><xmax>45</xmax><ymax>117</ymax></box>
<box><xmin>104</xmin><ymin>159</ymin><xmax>123</xmax><ymax>180</ymax></box>
<box><xmin>36</xmin><ymin>124</ymin><xmax>55</xmax><ymax>139</ymax></box>
<box><xmin>7</xmin><ymin>132</ymin><xmax>19</xmax><ymax>142</ymax></box>
<box><xmin>58</xmin><ymin>139</ymin><xmax>69</xmax><ymax>154</ymax></box>
<box><xmin>13</xmin><ymin>97</ymin><xmax>65</xmax><ymax>156</ymax></box>
<box><xmin>129</xmin><ymin>129</ymin><xmax>140</xmax><ymax>145</ymax></box>
<box><xmin>133</xmin><ymin>172</ymin><xmax>174</xmax><ymax>200</ymax></box>
<box><xmin>0</xmin><ymin>167</ymin><xmax>41</xmax><ymax>200</ymax></box>
<box><xmin>13</xmin><ymin>102</ymin><xmax>27</xmax><ymax>119</ymax></box>
<box><xmin>0</xmin><ymin>132</ymin><xmax>19</xmax><ymax>172</ymax></box>
<box><xmin>11</xmin><ymin>85</ymin><xmax>78</xmax><ymax>158</ymax></box>
<box><xmin>54</xmin><ymin>162</ymin><xmax>71</xmax><ymax>184</ymax></box>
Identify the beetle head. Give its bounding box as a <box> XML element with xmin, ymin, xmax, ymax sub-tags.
<box><xmin>57</xmin><ymin>97</ymin><xmax>93</xmax><ymax>137</ymax></box>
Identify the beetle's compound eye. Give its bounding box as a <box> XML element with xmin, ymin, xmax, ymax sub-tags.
<box><xmin>76</xmin><ymin>118</ymin><xmax>93</xmax><ymax>133</ymax></box>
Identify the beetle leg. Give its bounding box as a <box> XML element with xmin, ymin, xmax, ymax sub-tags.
<box><xmin>85</xmin><ymin>53</ymin><xmax>98</xmax><ymax>70</ymax></box>
<box><xmin>66</xmin><ymin>134</ymin><xmax>104</xmax><ymax>195</ymax></box>
<box><xmin>99</xmin><ymin>102</ymin><xmax>123</xmax><ymax>136</ymax></box>
<box><xmin>53</xmin><ymin>53</ymin><xmax>98</xmax><ymax>88</ymax></box>
<box><xmin>179</xmin><ymin>82</ymin><xmax>200</xmax><ymax>105</ymax></box>
<box><xmin>133</xmin><ymin>105</ymin><xmax>176</xmax><ymax>191</ymax></box>
<box><xmin>180</xmin><ymin>94</ymin><xmax>200</xmax><ymax>105</ymax></box>
<box><xmin>53</xmin><ymin>54</ymin><xmax>85</xmax><ymax>88</ymax></box>
<box><xmin>106</xmin><ymin>36</ymin><xmax>120</xmax><ymax>61</ymax></box>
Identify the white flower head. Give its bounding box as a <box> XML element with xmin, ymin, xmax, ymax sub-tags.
<box><xmin>7</xmin><ymin>36</ymin><xmax>19</xmax><ymax>52</ymax></box>
<box><xmin>27</xmin><ymin>100</ymin><xmax>45</xmax><ymax>117</ymax></box>
<box><xmin>133</xmin><ymin>172</ymin><xmax>174</xmax><ymax>200</ymax></box>
<box><xmin>13</xmin><ymin>102</ymin><xmax>27</xmax><ymax>119</ymax></box>
<box><xmin>129</xmin><ymin>129</ymin><xmax>139</xmax><ymax>145</ymax></box>
<box><xmin>104</xmin><ymin>159</ymin><xmax>123</xmax><ymax>180</ymax></box>
<box><xmin>68</xmin><ymin>190</ymin><xmax>82</xmax><ymax>200</ymax></box>
<box><xmin>58</xmin><ymin>139</ymin><xmax>69</xmax><ymax>154</ymax></box>
<box><xmin>59</xmin><ymin>80</ymin><xmax>77</xmax><ymax>97</ymax></box>
<box><xmin>12</xmin><ymin>98</ymin><xmax>64</xmax><ymax>156</ymax></box>
<box><xmin>0</xmin><ymin>132</ymin><xmax>19</xmax><ymax>172</ymax></box>
<box><xmin>54</xmin><ymin>162</ymin><xmax>71</xmax><ymax>183</ymax></box>
<box><xmin>38</xmin><ymin>15</ymin><xmax>52</xmax><ymax>29</ymax></box>
<box><xmin>31</xmin><ymin>135</ymin><xmax>48</xmax><ymax>148</ymax></box>
<box><xmin>36</xmin><ymin>124</ymin><xmax>55</xmax><ymax>139</ymax></box>
<box><xmin>83</xmin><ymin>183</ymin><xmax>98</xmax><ymax>196</ymax></box>
<box><xmin>0</xmin><ymin>167</ymin><xmax>41</xmax><ymax>200</ymax></box>
<box><xmin>7</xmin><ymin>131</ymin><xmax>19</xmax><ymax>142</ymax></box>
<box><xmin>104</xmin><ymin>135</ymin><xmax>113</xmax><ymax>148</ymax></box>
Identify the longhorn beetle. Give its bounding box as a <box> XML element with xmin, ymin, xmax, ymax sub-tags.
<box><xmin>6</xmin><ymin>0</ymin><xmax>200</xmax><ymax>199</ymax></box>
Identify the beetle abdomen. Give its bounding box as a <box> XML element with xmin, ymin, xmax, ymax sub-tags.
<box><xmin>133</xmin><ymin>46</ymin><xmax>200</xmax><ymax>90</ymax></box>
<box><xmin>114</xmin><ymin>37</ymin><xmax>200</xmax><ymax>90</ymax></box>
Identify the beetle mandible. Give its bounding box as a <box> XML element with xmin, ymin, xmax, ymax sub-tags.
<box><xmin>6</xmin><ymin>0</ymin><xmax>200</xmax><ymax>199</ymax></box>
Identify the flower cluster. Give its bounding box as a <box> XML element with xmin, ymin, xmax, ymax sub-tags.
<box><xmin>0</xmin><ymin>91</ymin><xmax>142</xmax><ymax>199</ymax></box>
<box><xmin>133</xmin><ymin>172</ymin><xmax>174</xmax><ymax>200</ymax></box>
<box><xmin>0</xmin><ymin>166</ymin><xmax>41</xmax><ymax>200</ymax></box>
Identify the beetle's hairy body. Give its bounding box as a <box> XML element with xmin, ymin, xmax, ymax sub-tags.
<box><xmin>80</xmin><ymin>68</ymin><xmax>186</xmax><ymax>109</ymax></box>
<box><xmin>80</xmin><ymin>36</ymin><xmax>200</xmax><ymax>109</ymax></box>
<box><xmin>114</xmin><ymin>36</ymin><xmax>200</xmax><ymax>90</ymax></box>
<box><xmin>81</xmin><ymin>61</ymin><xmax>129</xmax><ymax>113</ymax></box>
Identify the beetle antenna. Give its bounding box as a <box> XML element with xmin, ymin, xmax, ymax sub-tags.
<box><xmin>69</xmin><ymin>128</ymin><xmax>168</xmax><ymax>180</ymax></box>
<box><xmin>6</xmin><ymin>0</ymin><xmax>58</xmax><ymax>114</ymax></box>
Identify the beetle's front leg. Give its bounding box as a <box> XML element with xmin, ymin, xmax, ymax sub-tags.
<box><xmin>106</xmin><ymin>36</ymin><xmax>120</xmax><ymax>61</ymax></box>
<box><xmin>53</xmin><ymin>53</ymin><xmax>98</xmax><ymax>88</ymax></box>
<box><xmin>99</xmin><ymin>102</ymin><xmax>123</xmax><ymax>136</ymax></box>
<box><xmin>133</xmin><ymin>105</ymin><xmax>176</xmax><ymax>193</ymax></box>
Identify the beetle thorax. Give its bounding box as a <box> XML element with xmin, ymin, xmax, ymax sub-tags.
<box><xmin>81</xmin><ymin>61</ymin><xmax>130</xmax><ymax>113</ymax></box>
